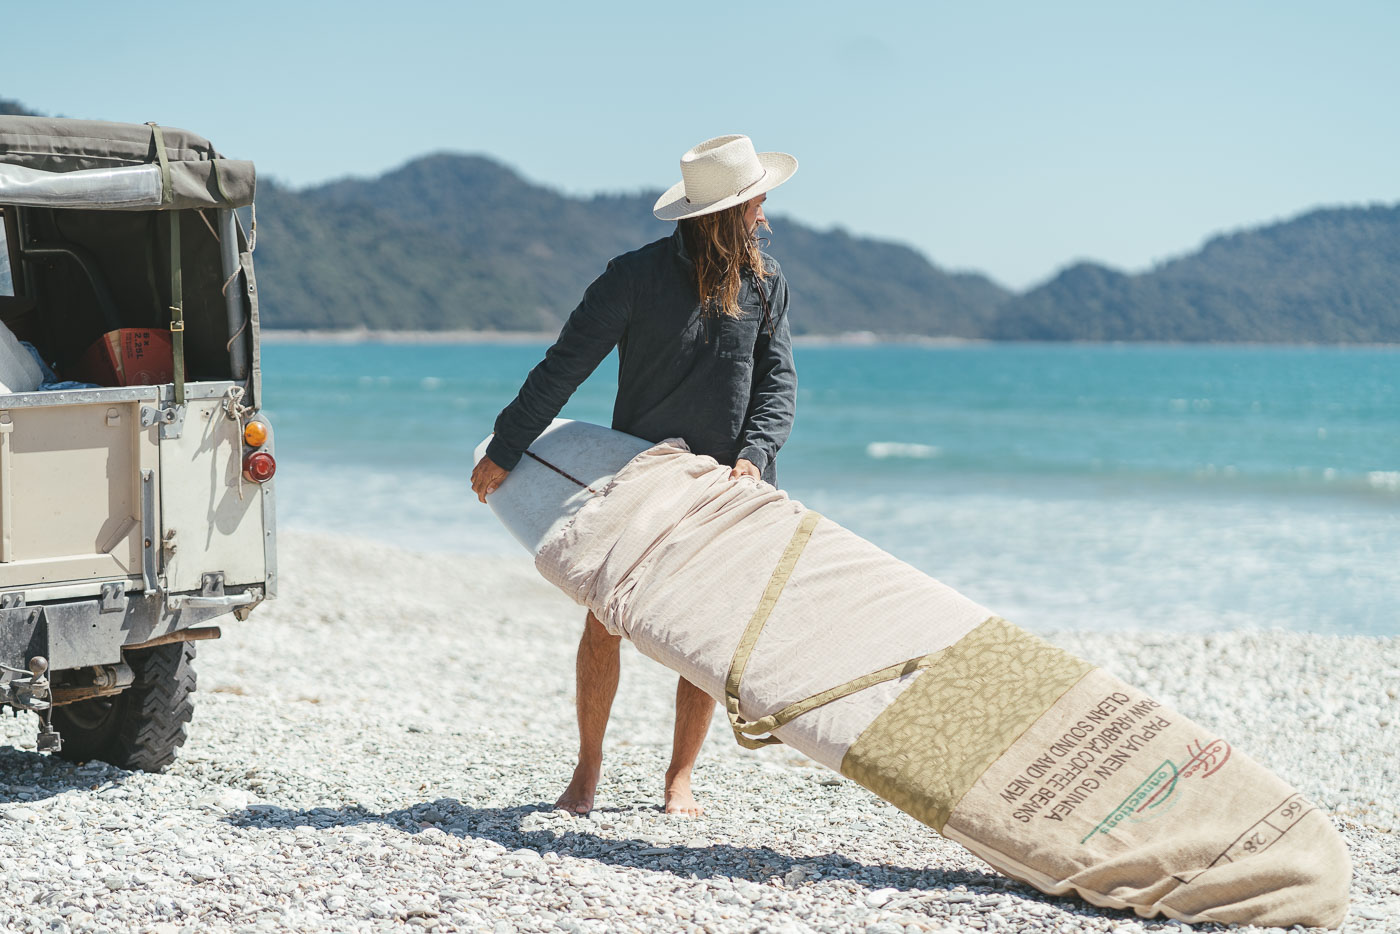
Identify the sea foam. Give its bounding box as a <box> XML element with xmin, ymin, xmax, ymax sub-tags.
<box><xmin>866</xmin><ymin>442</ymin><xmax>940</xmax><ymax>460</ymax></box>
<box><xmin>1367</xmin><ymin>471</ymin><xmax>1400</xmax><ymax>492</ymax></box>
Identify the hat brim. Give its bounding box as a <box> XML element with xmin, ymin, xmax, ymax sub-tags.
<box><xmin>652</xmin><ymin>152</ymin><xmax>798</xmax><ymax>221</ymax></box>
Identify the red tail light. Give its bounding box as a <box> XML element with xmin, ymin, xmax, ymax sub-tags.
<box><xmin>243</xmin><ymin>451</ymin><xmax>276</xmax><ymax>483</ymax></box>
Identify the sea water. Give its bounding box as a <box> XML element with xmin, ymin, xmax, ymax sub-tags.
<box><xmin>262</xmin><ymin>341</ymin><xmax>1398</xmax><ymax>636</ymax></box>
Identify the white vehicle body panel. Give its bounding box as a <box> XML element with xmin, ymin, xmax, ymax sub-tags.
<box><xmin>159</xmin><ymin>395</ymin><xmax>270</xmax><ymax>593</ymax></box>
<box><xmin>0</xmin><ymin>395</ymin><xmax>157</xmax><ymax>591</ymax></box>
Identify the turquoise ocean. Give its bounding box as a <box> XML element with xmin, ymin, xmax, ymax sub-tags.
<box><xmin>262</xmin><ymin>341</ymin><xmax>1398</xmax><ymax>637</ymax></box>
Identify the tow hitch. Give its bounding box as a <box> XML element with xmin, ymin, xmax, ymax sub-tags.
<box><xmin>7</xmin><ymin>656</ymin><xmax>61</xmax><ymax>752</ymax></box>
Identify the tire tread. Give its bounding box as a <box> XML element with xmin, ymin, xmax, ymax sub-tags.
<box><xmin>52</xmin><ymin>642</ymin><xmax>198</xmax><ymax>772</ymax></box>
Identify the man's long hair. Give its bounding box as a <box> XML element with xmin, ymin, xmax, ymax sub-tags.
<box><xmin>679</xmin><ymin>202</ymin><xmax>770</xmax><ymax>319</ymax></box>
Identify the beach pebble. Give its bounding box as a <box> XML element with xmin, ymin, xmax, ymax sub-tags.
<box><xmin>0</xmin><ymin>532</ymin><xmax>1388</xmax><ymax>934</ymax></box>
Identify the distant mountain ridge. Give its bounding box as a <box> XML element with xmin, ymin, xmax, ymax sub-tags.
<box><xmin>252</xmin><ymin>154</ymin><xmax>1010</xmax><ymax>336</ymax></box>
<box><xmin>994</xmin><ymin>204</ymin><xmax>1400</xmax><ymax>343</ymax></box>
<box><xmin>0</xmin><ymin>98</ymin><xmax>41</xmax><ymax>117</ymax></box>
<box><xmin>2</xmin><ymin>97</ymin><xmax>1398</xmax><ymax>342</ymax></box>
<box><xmin>254</xmin><ymin>158</ymin><xmax>1399</xmax><ymax>342</ymax></box>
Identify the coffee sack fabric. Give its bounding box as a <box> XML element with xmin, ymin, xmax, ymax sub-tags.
<box><xmin>535</xmin><ymin>440</ymin><xmax>991</xmax><ymax>770</ymax></box>
<box><xmin>533</xmin><ymin>440</ymin><xmax>1350</xmax><ymax>927</ymax></box>
<box><xmin>845</xmin><ymin>630</ymin><xmax>1351</xmax><ymax>927</ymax></box>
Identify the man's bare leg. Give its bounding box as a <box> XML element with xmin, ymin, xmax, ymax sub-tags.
<box><xmin>664</xmin><ymin>676</ymin><xmax>715</xmax><ymax>817</ymax></box>
<box><xmin>556</xmin><ymin>611</ymin><xmax>620</xmax><ymax>815</ymax></box>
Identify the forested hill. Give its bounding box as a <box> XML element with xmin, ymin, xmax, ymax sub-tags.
<box><xmin>2</xmin><ymin>97</ymin><xmax>1398</xmax><ymax>342</ymax></box>
<box><xmin>0</xmin><ymin>98</ymin><xmax>41</xmax><ymax>116</ymax></box>
<box><xmin>992</xmin><ymin>205</ymin><xmax>1400</xmax><ymax>343</ymax></box>
<box><xmin>250</xmin><ymin>158</ymin><xmax>1400</xmax><ymax>342</ymax></box>
<box><xmin>251</xmin><ymin>154</ymin><xmax>1009</xmax><ymax>336</ymax></box>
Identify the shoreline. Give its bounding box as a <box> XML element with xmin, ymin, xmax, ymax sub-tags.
<box><xmin>257</xmin><ymin>327</ymin><xmax>986</xmax><ymax>347</ymax></box>
<box><xmin>258</xmin><ymin>327</ymin><xmax>1400</xmax><ymax>350</ymax></box>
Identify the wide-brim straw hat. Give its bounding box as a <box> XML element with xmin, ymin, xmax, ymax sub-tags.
<box><xmin>653</xmin><ymin>135</ymin><xmax>798</xmax><ymax>221</ymax></box>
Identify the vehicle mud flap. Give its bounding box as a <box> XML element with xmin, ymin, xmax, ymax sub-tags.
<box><xmin>0</xmin><ymin>605</ymin><xmax>45</xmax><ymax>671</ymax></box>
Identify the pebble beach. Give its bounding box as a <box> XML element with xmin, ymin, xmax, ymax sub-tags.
<box><xmin>0</xmin><ymin>531</ymin><xmax>1395</xmax><ymax>934</ymax></box>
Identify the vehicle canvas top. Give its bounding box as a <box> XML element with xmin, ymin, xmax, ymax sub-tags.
<box><xmin>0</xmin><ymin>117</ymin><xmax>255</xmax><ymax>211</ymax></box>
<box><xmin>0</xmin><ymin>116</ymin><xmax>262</xmax><ymax>401</ymax></box>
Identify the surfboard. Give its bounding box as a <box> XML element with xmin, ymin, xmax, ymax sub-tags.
<box><xmin>474</xmin><ymin>419</ymin><xmax>651</xmax><ymax>554</ymax></box>
<box><xmin>475</xmin><ymin>419</ymin><xmax>1351</xmax><ymax>929</ymax></box>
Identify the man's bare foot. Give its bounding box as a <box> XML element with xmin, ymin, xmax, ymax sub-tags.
<box><xmin>556</xmin><ymin>764</ymin><xmax>599</xmax><ymax>815</ymax></box>
<box><xmin>664</xmin><ymin>771</ymin><xmax>704</xmax><ymax>817</ymax></box>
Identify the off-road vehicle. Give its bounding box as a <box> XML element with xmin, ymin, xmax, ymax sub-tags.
<box><xmin>0</xmin><ymin>117</ymin><xmax>275</xmax><ymax>770</ymax></box>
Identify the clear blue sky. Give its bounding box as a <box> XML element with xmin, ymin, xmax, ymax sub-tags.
<box><xmin>5</xmin><ymin>1</ymin><xmax>1396</xmax><ymax>289</ymax></box>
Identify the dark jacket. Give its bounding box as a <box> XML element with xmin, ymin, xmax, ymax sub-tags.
<box><xmin>485</xmin><ymin>228</ymin><xmax>797</xmax><ymax>484</ymax></box>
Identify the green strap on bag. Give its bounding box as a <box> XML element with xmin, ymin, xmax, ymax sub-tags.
<box><xmin>148</xmin><ymin>122</ymin><xmax>186</xmax><ymax>405</ymax></box>
<box><xmin>723</xmin><ymin>510</ymin><xmax>934</xmax><ymax>749</ymax></box>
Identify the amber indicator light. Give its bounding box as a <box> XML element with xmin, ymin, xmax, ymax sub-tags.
<box><xmin>243</xmin><ymin>421</ymin><xmax>269</xmax><ymax>447</ymax></box>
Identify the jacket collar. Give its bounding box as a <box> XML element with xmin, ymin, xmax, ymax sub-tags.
<box><xmin>671</xmin><ymin>225</ymin><xmax>692</xmax><ymax>267</ymax></box>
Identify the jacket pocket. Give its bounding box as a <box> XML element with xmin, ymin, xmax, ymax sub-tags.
<box><xmin>713</xmin><ymin>312</ymin><xmax>760</xmax><ymax>361</ymax></box>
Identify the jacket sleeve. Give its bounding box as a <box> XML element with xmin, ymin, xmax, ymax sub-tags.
<box><xmin>485</xmin><ymin>261</ymin><xmax>629</xmax><ymax>470</ymax></box>
<box><xmin>736</xmin><ymin>270</ymin><xmax>797</xmax><ymax>474</ymax></box>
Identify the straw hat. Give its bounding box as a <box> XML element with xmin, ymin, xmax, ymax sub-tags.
<box><xmin>652</xmin><ymin>135</ymin><xmax>798</xmax><ymax>221</ymax></box>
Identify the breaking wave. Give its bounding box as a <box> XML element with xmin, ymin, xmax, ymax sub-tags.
<box><xmin>1367</xmin><ymin>471</ymin><xmax>1400</xmax><ymax>492</ymax></box>
<box><xmin>866</xmin><ymin>442</ymin><xmax>940</xmax><ymax>460</ymax></box>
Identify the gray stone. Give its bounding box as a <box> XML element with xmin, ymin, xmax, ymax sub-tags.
<box><xmin>0</xmin><ymin>537</ymin><xmax>1383</xmax><ymax>934</ymax></box>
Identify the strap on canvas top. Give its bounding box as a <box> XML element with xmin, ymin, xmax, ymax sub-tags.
<box><xmin>148</xmin><ymin>123</ymin><xmax>187</xmax><ymax>403</ymax></box>
<box><xmin>168</xmin><ymin>210</ymin><xmax>186</xmax><ymax>405</ymax></box>
<box><xmin>146</xmin><ymin>122</ymin><xmax>173</xmax><ymax>205</ymax></box>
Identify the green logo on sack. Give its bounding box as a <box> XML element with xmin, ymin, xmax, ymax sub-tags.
<box><xmin>1080</xmin><ymin>738</ymin><xmax>1232</xmax><ymax>844</ymax></box>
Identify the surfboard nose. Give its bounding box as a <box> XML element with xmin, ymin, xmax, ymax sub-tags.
<box><xmin>475</xmin><ymin>420</ymin><xmax>652</xmax><ymax>555</ymax></box>
<box><xmin>471</xmin><ymin>434</ymin><xmax>492</xmax><ymax>465</ymax></box>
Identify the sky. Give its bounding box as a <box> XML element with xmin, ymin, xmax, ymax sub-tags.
<box><xmin>4</xmin><ymin>1</ymin><xmax>1397</xmax><ymax>290</ymax></box>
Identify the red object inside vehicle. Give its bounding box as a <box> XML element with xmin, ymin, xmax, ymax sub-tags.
<box><xmin>75</xmin><ymin>328</ymin><xmax>174</xmax><ymax>386</ymax></box>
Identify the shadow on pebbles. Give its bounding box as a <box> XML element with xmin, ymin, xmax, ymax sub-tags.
<box><xmin>0</xmin><ymin>531</ymin><xmax>1394</xmax><ymax>933</ymax></box>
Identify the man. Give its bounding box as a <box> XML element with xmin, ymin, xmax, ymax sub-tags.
<box><xmin>471</xmin><ymin>135</ymin><xmax>798</xmax><ymax>816</ymax></box>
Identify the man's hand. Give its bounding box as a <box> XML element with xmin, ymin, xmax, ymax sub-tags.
<box><xmin>471</xmin><ymin>455</ymin><xmax>510</xmax><ymax>503</ymax></box>
<box><xmin>730</xmin><ymin>458</ymin><xmax>761</xmax><ymax>481</ymax></box>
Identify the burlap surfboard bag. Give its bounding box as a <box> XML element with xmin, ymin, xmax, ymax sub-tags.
<box><xmin>535</xmin><ymin>441</ymin><xmax>1351</xmax><ymax>928</ymax></box>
